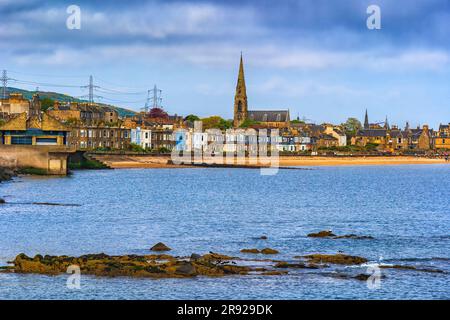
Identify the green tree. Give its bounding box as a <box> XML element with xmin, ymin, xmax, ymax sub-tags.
<box><xmin>239</xmin><ymin>118</ymin><xmax>261</xmax><ymax>128</ymax></box>
<box><xmin>201</xmin><ymin>116</ymin><xmax>233</xmax><ymax>130</ymax></box>
<box><xmin>184</xmin><ymin>114</ymin><xmax>200</xmax><ymax>122</ymax></box>
<box><xmin>342</xmin><ymin>118</ymin><xmax>362</xmax><ymax>136</ymax></box>
<box><xmin>40</xmin><ymin>97</ymin><xmax>55</xmax><ymax>111</ymax></box>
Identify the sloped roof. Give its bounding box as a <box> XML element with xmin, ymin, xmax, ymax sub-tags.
<box><xmin>248</xmin><ymin>110</ymin><xmax>289</xmax><ymax>122</ymax></box>
<box><xmin>356</xmin><ymin>129</ymin><xmax>387</xmax><ymax>137</ymax></box>
<box><xmin>0</xmin><ymin>112</ymin><xmax>69</xmax><ymax>131</ymax></box>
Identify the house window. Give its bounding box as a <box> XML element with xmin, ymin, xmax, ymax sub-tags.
<box><xmin>263</xmin><ymin>114</ymin><xmax>268</xmax><ymax>122</ymax></box>
<box><xmin>276</xmin><ymin>114</ymin><xmax>281</xmax><ymax>122</ymax></box>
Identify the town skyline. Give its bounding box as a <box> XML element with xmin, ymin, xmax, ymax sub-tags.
<box><xmin>1</xmin><ymin>0</ymin><xmax>449</xmax><ymax>127</ymax></box>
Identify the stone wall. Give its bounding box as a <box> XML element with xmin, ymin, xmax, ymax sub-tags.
<box><xmin>0</xmin><ymin>145</ymin><xmax>75</xmax><ymax>175</ymax></box>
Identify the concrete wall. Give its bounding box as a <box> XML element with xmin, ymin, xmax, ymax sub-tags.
<box><xmin>0</xmin><ymin>145</ymin><xmax>75</xmax><ymax>175</ymax></box>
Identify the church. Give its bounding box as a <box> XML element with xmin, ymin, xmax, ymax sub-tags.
<box><xmin>233</xmin><ymin>54</ymin><xmax>290</xmax><ymax>128</ymax></box>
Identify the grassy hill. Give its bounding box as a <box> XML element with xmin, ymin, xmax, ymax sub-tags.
<box><xmin>5</xmin><ymin>87</ymin><xmax>137</xmax><ymax>117</ymax></box>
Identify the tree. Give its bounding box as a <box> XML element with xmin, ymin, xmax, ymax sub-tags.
<box><xmin>342</xmin><ymin>118</ymin><xmax>362</xmax><ymax>136</ymax></box>
<box><xmin>40</xmin><ymin>97</ymin><xmax>55</xmax><ymax>111</ymax></box>
<box><xmin>184</xmin><ymin>114</ymin><xmax>200</xmax><ymax>122</ymax></box>
<box><xmin>239</xmin><ymin>118</ymin><xmax>260</xmax><ymax>128</ymax></box>
<box><xmin>201</xmin><ymin>116</ymin><xmax>232</xmax><ymax>130</ymax></box>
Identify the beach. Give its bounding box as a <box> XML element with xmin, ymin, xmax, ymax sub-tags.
<box><xmin>90</xmin><ymin>154</ymin><xmax>448</xmax><ymax>169</ymax></box>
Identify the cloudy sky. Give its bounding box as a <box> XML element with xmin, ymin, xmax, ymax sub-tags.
<box><xmin>1</xmin><ymin>0</ymin><xmax>449</xmax><ymax>127</ymax></box>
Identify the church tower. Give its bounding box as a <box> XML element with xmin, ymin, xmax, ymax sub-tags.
<box><xmin>233</xmin><ymin>53</ymin><xmax>248</xmax><ymax>127</ymax></box>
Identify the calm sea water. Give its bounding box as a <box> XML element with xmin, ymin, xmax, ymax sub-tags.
<box><xmin>0</xmin><ymin>165</ymin><xmax>449</xmax><ymax>300</ymax></box>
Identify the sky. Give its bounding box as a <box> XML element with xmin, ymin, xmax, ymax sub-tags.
<box><xmin>1</xmin><ymin>0</ymin><xmax>449</xmax><ymax>128</ymax></box>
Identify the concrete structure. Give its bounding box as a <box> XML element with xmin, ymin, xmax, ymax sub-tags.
<box><xmin>0</xmin><ymin>145</ymin><xmax>74</xmax><ymax>175</ymax></box>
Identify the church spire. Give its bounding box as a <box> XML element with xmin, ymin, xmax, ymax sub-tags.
<box><xmin>233</xmin><ymin>53</ymin><xmax>248</xmax><ymax>127</ymax></box>
<box><xmin>364</xmin><ymin>109</ymin><xmax>369</xmax><ymax>129</ymax></box>
<box><xmin>384</xmin><ymin>115</ymin><xmax>390</xmax><ymax>130</ymax></box>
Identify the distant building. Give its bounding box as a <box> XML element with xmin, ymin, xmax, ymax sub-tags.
<box><xmin>434</xmin><ymin>124</ymin><xmax>450</xmax><ymax>150</ymax></box>
<box><xmin>48</xmin><ymin>102</ymin><xmax>119</xmax><ymax>125</ymax></box>
<box><xmin>233</xmin><ymin>54</ymin><xmax>290</xmax><ymax>128</ymax></box>
<box><xmin>0</xmin><ymin>93</ymin><xmax>30</xmax><ymax>119</ymax></box>
<box><xmin>0</xmin><ymin>94</ymin><xmax>69</xmax><ymax>146</ymax></box>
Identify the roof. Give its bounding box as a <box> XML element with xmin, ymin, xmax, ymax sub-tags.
<box><xmin>356</xmin><ymin>129</ymin><xmax>387</xmax><ymax>137</ymax></box>
<box><xmin>248</xmin><ymin>110</ymin><xmax>289</xmax><ymax>122</ymax></box>
<box><xmin>0</xmin><ymin>112</ymin><xmax>69</xmax><ymax>131</ymax></box>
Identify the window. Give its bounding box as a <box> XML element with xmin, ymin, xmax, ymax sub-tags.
<box><xmin>276</xmin><ymin>114</ymin><xmax>281</xmax><ymax>122</ymax></box>
<box><xmin>263</xmin><ymin>114</ymin><xmax>268</xmax><ymax>122</ymax></box>
<box><xmin>11</xmin><ymin>136</ymin><xmax>32</xmax><ymax>145</ymax></box>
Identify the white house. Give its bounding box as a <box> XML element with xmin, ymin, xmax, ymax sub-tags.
<box><xmin>131</xmin><ymin>127</ymin><xmax>152</xmax><ymax>149</ymax></box>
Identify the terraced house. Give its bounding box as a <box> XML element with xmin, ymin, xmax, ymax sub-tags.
<box><xmin>434</xmin><ymin>124</ymin><xmax>450</xmax><ymax>150</ymax></box>
<box><xmin>67</xmin><ymin>126</ymin><xmax>131</xmax><ymax>150</ymax></box>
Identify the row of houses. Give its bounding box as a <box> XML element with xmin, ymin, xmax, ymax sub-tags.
<box><xmin>1</xmin><ymin>94</ymin><xmax>450</xmax><ymax>152</ymax></box>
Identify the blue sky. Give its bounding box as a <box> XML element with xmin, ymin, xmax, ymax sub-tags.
<box><xmin>1</xmin><ymin>0</ymin><xmax>449</xmax><ymax>128</ymax></box>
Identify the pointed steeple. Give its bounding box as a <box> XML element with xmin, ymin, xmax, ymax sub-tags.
<box><xmin>237</xmin><ymin>52</ymin><xmax>247</xmax><ymax>96</ymax></box>
<box><xmin>384</xmin><ymin>115</ymin><xmax>390</xmax><ymax>130</ymax></box>
<box><xmin>364</xmin><ymin>109</ymin><xmax>369</xmax><ymax>129</ymax></box>
<box><xmin>233</xmin><ymin>53</ymin><xmax>248</xmax><ymax>127</ymax></box>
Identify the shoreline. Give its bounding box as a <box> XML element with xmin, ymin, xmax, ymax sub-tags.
<box><xmin>89</xmin><ymin>154</ymin><xmax>448</xmax><ymax>169</ymax></box>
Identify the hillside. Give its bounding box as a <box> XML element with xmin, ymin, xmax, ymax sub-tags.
<box><xmin>5</xmin><ymin>87</ymin><xmax>137</xmax><ymax>117</ymax></box>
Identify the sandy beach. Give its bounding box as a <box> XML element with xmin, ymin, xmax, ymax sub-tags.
<box><xmin>90</xmin><ymin>154</ymin><xmax>448</xmax><ymax>169</ymax></box>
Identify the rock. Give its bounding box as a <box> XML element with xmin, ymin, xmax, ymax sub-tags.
<box><xmin>150</xmin><ymin>242</ymin><xmax>171</xmax><ymax>252</ymax></box>
<box><xmin>9</xmin><ymin>252</ymin><xmax>262</xmax><ymax>279</ymax></box>
<box><xmin>190</xmin><ymin>253</ymin><xmax>201</xmax><ymax>261</ymax></box>
<box><xmin>308</xmin><ymin>230</ymin><xmax>373</xmax><ymax>240</ymax></box>
<box><xmin>275</xmin><ymin>262</ymin><xmax>322</xmax><ymax>269</ymax></box>
<box><xmin>262</xmin><ymin>271</ymin><xmax>287</xmax><ymax>276</ymax></box>
<box><xmin>261</xmin><ymin>248</ymin><xmax>279</xmax><ymax>255</ymax></box>
<box><xmin>0</xmin><ymin>198</ymin><xmax>5</xmax><ymax>204</ymax></box>
<box><xmin>240</xmin><ymin>248</ymin><xmax>260</xmax><ymax>254</ymax></box>
<box><xmin>175</xmin><ymin>262</ymin><xmax>197</xmax><ymax>276</ymax></box>
<box><xmin>260</xmin><ymin>236</ymin><xmax>268</xmax><ymax>240</ymax></box>
<box><xmin>333</xmin><ymin>234</ymin><xmax>374</xmax><ymax>240</ymax></box>
<box><xmin>303</xmin><ymin>253</ymin><xmax>368</xmax><ymax>265</ymax></box>
<box><xmin>379</xmin><ymin>265</ymin><xmax>445</xmax><ymax>273</ymax></box>
<box><xmin>353</xmin><ymin>274</ymin><xmax>371</xmax><ymax>281</ymax></box>
<box><xmin>307</xmin><ymin>230</ymin><xmax>336</xmax><ymax>238</ymax></box>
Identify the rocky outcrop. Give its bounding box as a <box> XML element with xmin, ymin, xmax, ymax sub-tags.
<box><xmin>150</xmin><ymin>242</ymin><xmax>171</xmax><ymax>252</ymax></box>
<box><xmin>301</xmin><ymin>254</ymin><xmax>368</xmax><ymax>265</ymax></box>
<box><xmin>307</xmin><ymin>230</ymin><xmax>336</xmax><ymax>238</ymax></box>
<box><xmin>9</xmin><ymin>253</ymin><xmax>254</xmax><ymax>278</ymax></box>
<box><xmin>0</xmin><ymin>167</ymin><xmax>15</xmax><ymax>183</ymax></box>
<box><xmin>307</xmin><ymin>230</ymin><xmax>373</xmax><ymax>240</ymax></box>
<box><xmin>379</xmin><ymin>264</ymin><xmax>445</xmax><ymax>273</ymax></box>
<box><xmin>261</xmin><ymin>248</ymin><xmax>279</xmax><ymax>255</ymax></box>
<box><xmin>240</xmin><ymin>249</ymin><xmax>260</xmax><ymax>254</ymax></box>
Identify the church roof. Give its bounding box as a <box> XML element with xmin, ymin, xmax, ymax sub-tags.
<box><xmin>248</xmin><ymin>110</ymin><xmax>289</xmax><ymax>122</ymax></box>
<box><xmin>0</xmin><ymin>112</ymin><xmax>69</xmax><ymax>131</ymax></box>
<box><xmin>356</xmin><ymin>129</ymin><xmax>387</xmax><ymax>137</ymax></box>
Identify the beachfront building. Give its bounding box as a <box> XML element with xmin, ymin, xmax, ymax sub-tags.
<box><xmin>67</xmin><ymin>126</ymin><xmax>131</xmax><ymax>150</ymax></box>
<box><xmin>434</xmin><ymin>124</ymin><xmax>450</xmax><ymax>150</ymax></box>
<box><xmin>131</xmin><ymin>127</ymin><xmax>152</xmax><ymax>149</ymax></box>
<box><xmin>233</xmin><ymin>54</ymin><xmax>290</xmax><ymax>128</ymax></box>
